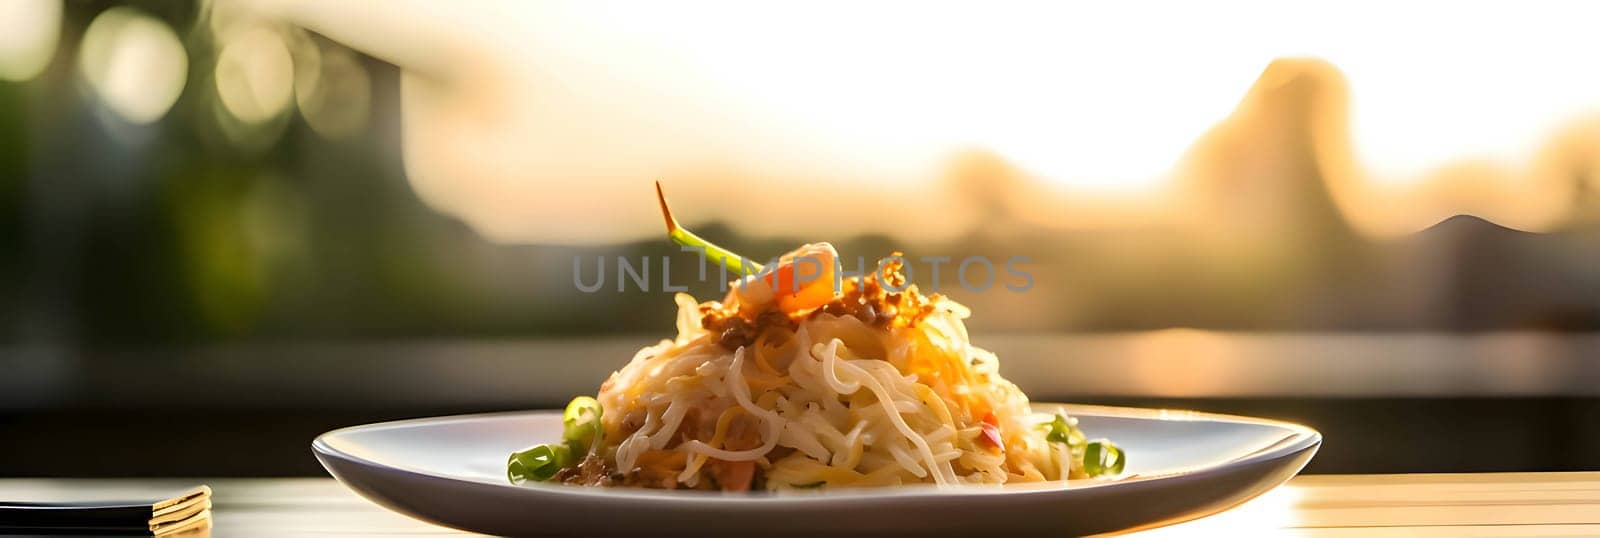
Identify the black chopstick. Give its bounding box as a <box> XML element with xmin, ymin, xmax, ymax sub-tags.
<box><xmin>0</xmin><ymin>485</ymin><xmax>210</xmax><ymax>536</ymax></box>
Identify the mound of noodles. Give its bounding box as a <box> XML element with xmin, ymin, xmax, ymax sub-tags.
<box><xmin>542</xmin><ymin>244</ymin><xmax>1112</xmax><ymax>491</ymax></box>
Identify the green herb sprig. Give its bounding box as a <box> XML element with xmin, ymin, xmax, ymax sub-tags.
<box><xmin>656</xmin><ymin>181</ymin><xmax>762</xmax><ymax>276</ymax></box>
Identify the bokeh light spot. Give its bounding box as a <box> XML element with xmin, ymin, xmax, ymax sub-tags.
<box><xmin>215</xmin><ymin>27</ymin><xmax>295</xmax><ymax>124</ymax></box>
<box><xmin>78</xmin><ymin>7</ymin><xmax>188</xmax><ymax>124</ymax></box>
<box><xmin>295</xmin><ymin>42</ymin><xmax>371</xmax><ymax>140</ymax></box>
<box><xmin>0</xmin><ymin>0</ymin><xmax>61</xmax><ymax>82</ymax></box>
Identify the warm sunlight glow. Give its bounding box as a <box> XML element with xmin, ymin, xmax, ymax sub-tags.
<box><xmin>288</xmin><ymin>0</ymin><xmax>1600</xmax><ymax>185</ymax></box>
<box><xmin>1125</xmin><ymin>329</ymin><xmax>1241</xmax><ymax>398</ymax></box>
<box><xmin>249</xmin><ymin>0</ymin><xmax>1600</xmax><ymax>242</ymax></box>
<box><xmin>1135</xmin><ymin>484</ymin><xmax>1302</xmax><ymax>536</ymax></box>
<box><xmin>580</xmin><ymin>3</ymin><xmax>1255</xmax><ymax>194</ymax></box>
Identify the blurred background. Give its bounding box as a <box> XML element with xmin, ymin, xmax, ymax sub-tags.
<box><xmin>3</xmin><ymin>0</ymin><xmax>1599</xmax><ymax>477</ymax></box>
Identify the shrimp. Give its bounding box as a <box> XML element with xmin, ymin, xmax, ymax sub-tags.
<box><xmin>729</xmin><ymin>242</ymin><xmax>839</xmax><ymax>314</ymax></box>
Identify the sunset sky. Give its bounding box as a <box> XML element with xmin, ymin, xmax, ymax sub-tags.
<box><xmin>12</xmin><ymin>0</ymin><xmax>1600</xmax><ymax>241</ymax></box>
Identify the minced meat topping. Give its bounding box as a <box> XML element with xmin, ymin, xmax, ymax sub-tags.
<box><xmin>700</xmin><ymin>255</ymin><xmax>940</xmax><ymax>350</ymax></box>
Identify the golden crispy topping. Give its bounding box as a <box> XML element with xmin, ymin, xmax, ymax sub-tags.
<box><xmin>702</xmin><ymin>253</ymin><xmax>940</xmax><ymax>351</ymax></box>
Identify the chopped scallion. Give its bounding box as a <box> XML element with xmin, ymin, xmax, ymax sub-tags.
<box><xmin>562</xmin><ymin>395</ymin><xmax>603</xmax><ymax>454</ymax></box>
<box><xmin>507</xmin><ymin>443</ymin><xmax>571</xmax><ymax>484</ymax></box>
<box><xmin>1041</xmin><ymin>413</ymin><xmax>1086</xmax><ymax>448</ymax></box>
<box><xmin>1083</xmin><ymin>440</ymin><xmax>1126</xmax><ymax>477</ymax></box>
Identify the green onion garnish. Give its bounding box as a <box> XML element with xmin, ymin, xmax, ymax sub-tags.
<box><xmin>507</xmin><ymin>443</ymin><xmax>571</xmax><ymax>484</ymax></box>
<box><xmin>1042</xmin><ymin>413</ymin><xmax>1124</xmax><ymax>477</ymax></box>
<box><xmin>562</xmin><ymin>395</ymin><xmax>604</xmax><ymax>454</ymax></box>
<box><xmin>656</xmin><ymin>181</ymin><xmax>762</xmax><ymax>276</ymax></box>
<box><xmin>1041</xmin><ymin>413</ymin><xmax>1086</xmax><ymax>448</ymax></box>
<box><xmin>507</xmin><ymin>396</ymin><xmax>605</xmax><ymax>485</ymax></box>
<box><xmin>1083</xmin><ymin>440</ymin><xmax>1126</xmax><ymax>477</ymax></box>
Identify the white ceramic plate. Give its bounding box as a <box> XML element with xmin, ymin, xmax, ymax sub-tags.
<box><xmin>314</xmin><ymin>404</ymin><xmax>1318</xmax><ymax>536</ymax></box>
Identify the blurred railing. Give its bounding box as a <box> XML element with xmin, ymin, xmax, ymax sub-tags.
<box><xmin>4</xmin><ymin>331</ymin><xmax>1599</xmax><ymax>476</ymax></box>
<box><xmin>5</xmin><ymin>332</ymin><xmax>1599</xmax><ymax>410</ymax></box>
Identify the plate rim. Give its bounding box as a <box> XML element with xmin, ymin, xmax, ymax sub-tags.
<box><xmin>313</xmin><ymin>403</ymin><xmax>1321</xmax><ymax>505</ymax></box>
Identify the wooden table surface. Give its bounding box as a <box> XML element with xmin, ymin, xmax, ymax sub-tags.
<box><xmin>1</xmin><ymin>473</ymin><xmax>1596</xmax><ymax>536</ymax></box>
